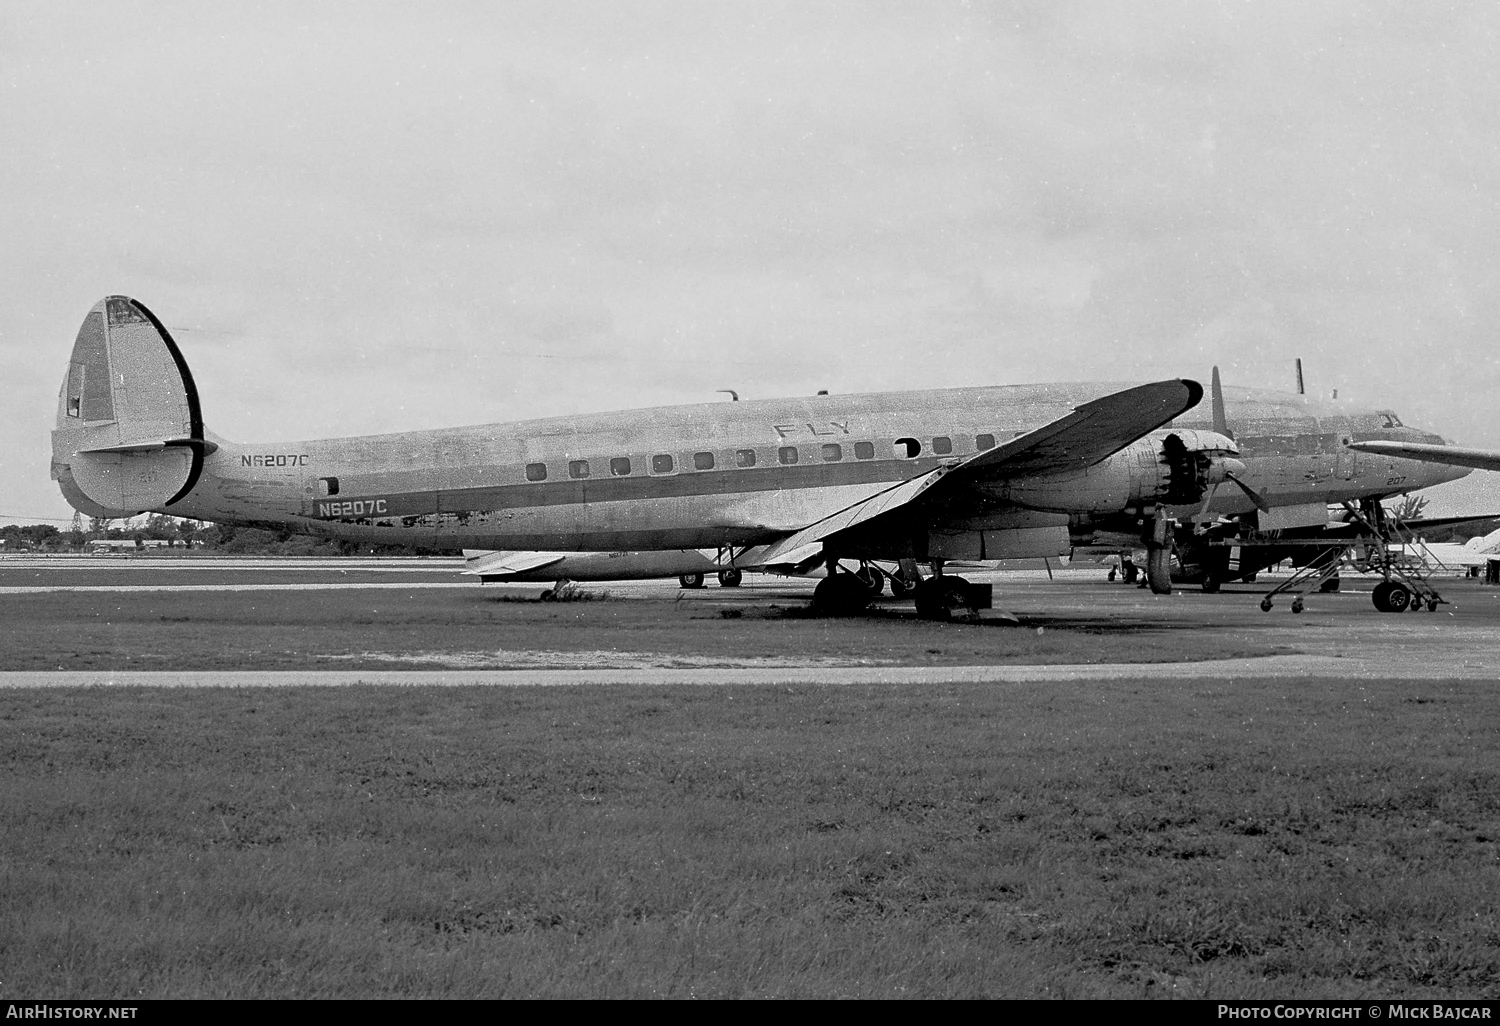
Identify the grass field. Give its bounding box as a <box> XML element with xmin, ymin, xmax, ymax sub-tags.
<box><xmin>3</xmin><ymin>678</ymin><xmax>1498</xmax><ymax>998</ymax></box>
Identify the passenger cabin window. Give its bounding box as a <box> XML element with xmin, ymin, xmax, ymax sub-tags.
<box><xmin>975</xmin><ymin>434</ymin><xmax>995</xmax><ymax>451</ymax></box>
<box><xmin>736</xmin><ymin>448</ymin><xmax>757</xmax><ymax>468</ymax></box>
<box><xmin>610</xmin><ymin>457</ymin><xmax>631</xmax><ymax>477</ymax></box>
<box><xmin>652</xmin><ymin>454</ymin><xmax>674</xmax><ymax>474</ymax></box>
<box><xmin>779</xmin><ymin>446</ymin><xmax>799</xmax><ymax>465</ymax></box>
<box><xmin>895</xmin><ymin>437</ymin><xmax>921</xmax><ymax>458</ymax></box>
<box><xmin>932</xmin><ymin>436</ymin><xmax>952</xmax><ymax>455</ymax></box>
<box><xmin>568</xmin><ymin>460</ymin><xmax>590</xmax><ymax>479</ymax></box>
<box><xmin>318</xmin><ymin>476</ymin><xmax>341</xmax><ymax>496</ymax></box>
<box><xmin>524</xmin><ymin>464</ymin><xmax>546</xmax><ymax>483</ymax></box>
<box><xmin>853</xmin><ymin>441</ymin><xmax>875</xmax><ymax>460</ymax></box>
<box><xmin>821</xmin><ymin>443</ymin><xmax>842</xmax><ymax>462</ymax></box>
<box><xmin>694</xmin><ymin>452</ymin><xmax>715</xmax><ymax>471</ymax></box>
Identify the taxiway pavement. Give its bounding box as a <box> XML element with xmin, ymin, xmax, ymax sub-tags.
<box><xmin>1</xmin><ymin>555</ymin><xmax>1496</xmax><ymax>686</ymax></box>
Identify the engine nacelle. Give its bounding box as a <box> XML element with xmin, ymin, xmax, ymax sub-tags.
<box><xmin>987</xmin><ymin>429</ymin><xmax>1242</xmax><ymax>513</ymax></box>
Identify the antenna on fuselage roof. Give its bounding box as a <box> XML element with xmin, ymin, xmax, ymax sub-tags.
<box><xmin>716</xmin><ymin>390</ymin><xmax>739</xmax><ymax>401</ymax></box>
<box><xmin>1295</xmin><ymin>358</ymin><xmax>1305</xmax><ymax>396</ymax></box>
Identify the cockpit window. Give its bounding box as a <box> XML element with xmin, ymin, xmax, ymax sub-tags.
<box><xmin>1378</xmin><ymin>411</ymin><xmax>1403</xmax><ymax>429</ymax></box>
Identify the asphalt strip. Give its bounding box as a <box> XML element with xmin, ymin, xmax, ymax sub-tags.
<box><xmin>0</xmin><ymin>583</ymin><xmax>478</xmax><ymax>593</ymax></box>
<box><xmin>0</xmin><ymin>653</ymin><xmax>1495</xmax><ymax>687</ymax></box>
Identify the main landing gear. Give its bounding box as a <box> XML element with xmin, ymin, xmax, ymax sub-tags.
<box><xmin>679</xmin><ymin>568</ymin><xmax>745</xmax><ymax>589</ymax></box>
<box><xmin>911</xmin><ymin>574</ymin><xmax>980</xmax><ymax>622</ymax></box>
<box><xmin>808</xmin><ymin>554</ymin><xmax>991</xmax><ymax>621</ymax></box>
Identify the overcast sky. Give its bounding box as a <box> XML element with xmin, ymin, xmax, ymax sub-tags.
<box><xmin>4</xmin><ymin>1</ymin><xmax>1499</xmax><ymax>524</ymax></box>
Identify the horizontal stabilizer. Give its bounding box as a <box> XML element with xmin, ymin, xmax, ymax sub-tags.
<box><xmin>78</xmin><ymin>437</ymin><xmax>218</xmax><ymax>455</ymax></box>
<box><xmin>461</xmin><ymin>550</ymin><xmax>567</xmax><ymax>576</ymax></box>
<box><xmin>1347</xmin><ymin>440</ymin><xmax>1500</xmax><ymax>474</ymax></box>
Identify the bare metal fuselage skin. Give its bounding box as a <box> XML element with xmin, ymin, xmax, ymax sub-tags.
<box><xmin>145</xmin><ymin>387</ymin><xmax>1460</xmax><ymax>551</ymax></box>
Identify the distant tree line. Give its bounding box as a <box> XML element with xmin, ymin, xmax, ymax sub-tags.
<box><xmin>1</xmin><ymin>517</ymin><xmax>459</xmax><ymax>556</ymax></box>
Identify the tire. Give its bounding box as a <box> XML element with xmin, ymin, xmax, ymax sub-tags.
<box><xmin>913</xmin><ymin>577</ymin><xmax>972</xmax><ymax>621</ymax></box>
<box><xmin>811</xmin><ymin>572</ymin><xmax>872</xmax><ymax>614</ymax></box>
<box><xmin>1371</xmin><ymin>581</ymin><xmax>1393</xmax><ymax>612</ymax></box>
<box><xmin>679</xmin><ymin>573</ymin><xmax>705</xmax><ymax>589</ymax></box>
<box><xmin>1386</xmin><ymin>583</ymin><xmax>1412</xmax><ymax>613</ymax></box>
<box><xmin>1146</xmin><ymin>544</ymin><xmax>1172</xmax><ymax>595</ymax></box>
<box><xmin>717</xmin><ymin>568</ymin><xmax>743</xmax><ymax>588</ymax></box>
<box><xmin>889</xmin><ymin>574</ymin><xmax>913</xmax><ymax>598</ymax></box>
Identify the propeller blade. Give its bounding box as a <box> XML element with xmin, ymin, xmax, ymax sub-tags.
<box><xmin>1226</xmin><ymin>472</ymin><xmax>1271</xmax><ymax>514</ymax></box>
<box><xmin>1211</xmin><ymin>365</ymin><xmax>1234</xmax><ymax>441</ymax></box>
<box><xmin>1192</xmin><ymin>481</ymin><xmax>1219</xmax><ymax>533</ymax></box>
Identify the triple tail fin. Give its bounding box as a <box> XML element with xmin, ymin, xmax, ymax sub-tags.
<box><xmin>51</xmin><ymin>296</ymin><xmax>209</xmax><ymax>516</ymax></box>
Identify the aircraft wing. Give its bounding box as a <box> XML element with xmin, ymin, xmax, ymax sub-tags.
<box><xmin>1347</xmin><ymin>441</ymin><xmax>1500</xmax><ymax>473</ymax></box>
<box><xmin>748</xmin><ymin>379</ymin><xmax>1202</xmax><ymax>565</ymax></box>
<box><xmin>746</xmin><ymin>466</ymin><xmax>955</xmax><ymax>566</ymax></box>
<box><xmin>953</xmin><ymin>379</ymin><xmax>1203</xmax><ymax>479</ymax></box>
<box><xmin>461</xmin><ymin>550</ymin><xmax>566</xmax><ymax>577</ymax></box>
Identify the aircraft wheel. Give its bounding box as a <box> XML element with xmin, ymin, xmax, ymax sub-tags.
<box><xmin>1260</xmin><ymin>598</ymin><xmax>1273</xmax><ymax>612</ymax></box>
<box><xmin>854</xmin><ymin>564</ymin><xmax>886</xmax><ymax>596</ymax></box>
<box><xmin>1386</xmin><ymin>583</ymin><xmax>1412</xmax><ymax>613</ymax></box>
<box><xmin>913</xmin><ymin>577</ymin><xmax>973</xmax><ymax>621</ymax></box>
<box><xmin>679</xmin><ymin>573</ymin><xmax>705</xmax><ymax>589</ymax></box>
<box><xmin>1427</xmin><ymin>600</ymin><xmax>1439</xmax><ymax>612</ymax></box>
<box><xmin>1371</xmin><ymin>581</ymin><xmax>1393</xmax><ymax>612</ymax></box>
<box><xmin>811</xmin><ymin>572</ymin><xmax>872</xmax><ymax>614</ymax></box>
<box><xmin>1291</xmin><ymin>598</ymin><xmax>1304</xmax><ymax>614</ymax></box>
<box><xmin>1145</xmin><ymin>544</ymin><xmax>1172</xmax><ymax>595</ymax></box>
<box><xmin>717</xmin><ymin>568</ymin><xmax>743</xmax><ymax>588</ymax></box>
<box><xmin>888</xmin><ymin>573</ymin><xmax>914</xmax><ymax>598</ymax></box>
<box><xmin>1108</xmin><ymin>569</ymin><xmax>1116</xmax><ymax>582</ymax></box>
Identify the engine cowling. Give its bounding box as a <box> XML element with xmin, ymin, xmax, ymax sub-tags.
<box><xmin>989</xmin><ymin>430</ymin><xmax>1243</xmax><ymax>513</ymax></box>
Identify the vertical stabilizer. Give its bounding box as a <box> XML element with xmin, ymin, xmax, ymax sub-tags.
<box><xmin>51</xmin><ymin>296</ymin><xmax>206</xmax><ymax>516</ymax></box>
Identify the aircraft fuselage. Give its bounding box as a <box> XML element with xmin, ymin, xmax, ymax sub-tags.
<box><xmin>143</xmin><ymin>384</ymin><xmax>1461</xmax><ymax>551</ymax></box>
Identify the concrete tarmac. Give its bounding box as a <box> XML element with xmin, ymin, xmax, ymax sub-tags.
<box><xmin>2</xmin><ymin>555</ymin><xmax>1496</xmax><ymax>686</ymax></box>
<box><xmin>0</xmin><ymin>650</ymin><xmax>1493</xmax><ymax>687</ymax></box>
